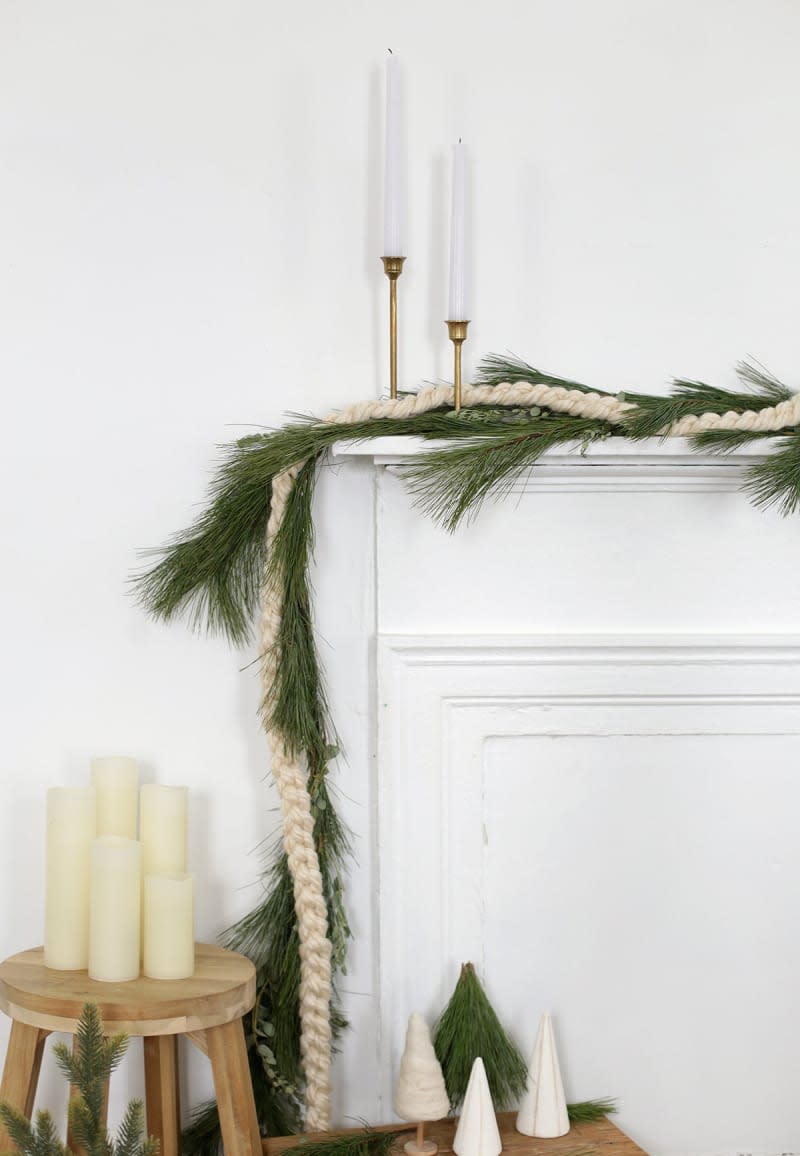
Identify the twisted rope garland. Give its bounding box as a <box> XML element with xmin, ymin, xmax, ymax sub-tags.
<box><xmin>261</xmin><ymin>376</ymin><xmax>800</xmax><ymax>1130</ymax></box>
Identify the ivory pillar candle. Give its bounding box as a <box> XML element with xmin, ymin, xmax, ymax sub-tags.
<box><xmin>139</xmin><ymin>784</ymin><xmax>188</xmax><ymax>876</ymax></box>
<box><xmin>91</xmin><ymin>756</ymin><xmax>138</xmax><ymax>839</ymax></box>
<box><xmin>44</xmin><ymin>787</ymin><xmax>96</xmax><ymax>970</ymax></box>
<box><xmin>88</xmin><ymin>836</ymin><xmax>141</xmax><ymax>982</ymax></box>
<box><xmin>143</xmin><ymin>873</ymin><xmax>194</xmax><ymax>980</ymax></box>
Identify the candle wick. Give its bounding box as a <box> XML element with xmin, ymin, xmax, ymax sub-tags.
<box><xmin>388</xmin><ymin>47</ymin><xmax>393</xmax><ymax>54</ymax></box>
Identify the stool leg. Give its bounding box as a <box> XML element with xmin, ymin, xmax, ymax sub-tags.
<box><xmin>143</xmin><ymin>1036</ymin><xmax>181</xmax><ymax>1156</ymax></box>
<box><xmin>0</xmin><ymin>1023</ymin><xmax>49</xmax><ymax>1141</ymax></box>
<box><xmin>206</xmin><ymin>1020</ymin><xmax>261</xmax><ymax>1156</ymax></box>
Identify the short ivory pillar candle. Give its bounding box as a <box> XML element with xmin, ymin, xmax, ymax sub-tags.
<box><xmin>143</xmin><ymin>873</ymin><xmax>194</xmax><ymax>979</ymax></box>
<box><xmin>44</xmin><ymin>787</ymin><xmax>96</xmax><ymax>970</ymax></box>
<box><xmin>91</xmin><ymin>756</ymin><xmax>138</xmax><ymax>839</ymax></box>
<box><xmin>140</xmin><ymin>784</ymin><xmax>188</xmax><ymax>875</ymax></box>
<box><xmin>89</xmin><ymin>836</ymin><xmax>141</xmax><ymax>982</ymax></box>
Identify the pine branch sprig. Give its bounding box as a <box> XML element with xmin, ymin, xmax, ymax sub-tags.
<box><xmin>278</xmin><ymin>1129</ymin><xmax>400</xmax><ymax>1156</ymax></box>
<box><xmin>404</xmin><ymin>418</ymin><xmax>614</xmax><ymax>532</ymax></box>
<box><xmin>115</xmin><ymin>1102</ymin><xmax>158</xmax><ymax>1156</ymax></box>
<box><xmin>744</xmin><ymin>436</ymin><xmax>800</xmax><ymax>515</ymax></box>
<box><xmin>623</xmin><ymin>361</ymin><xmax>794</xmax><ymax>441</ymax></box>
<box><xmin>433</xmin><ymin>962</ymin><xmax>527</xmax><ymax>1110</ymax></box>
<box><xmin>0</xmin><ymin>1105</ymin><xmax>72</xmax><ymax>1156</ymax></box>
<box><xmin>567</xmin><ymin>1098</ymin><xmax>618</xmax><ymax>1123</ymax></box>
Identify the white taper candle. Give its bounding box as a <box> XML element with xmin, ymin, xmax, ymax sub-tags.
<box><xmin>44</xmin><ymin>787</ymin><xmax>96</xmax><ymax>970</ymax></box>
<box><xmin>91</xmin><ymin>756</ymin><xmax>138</xmax><ymax>839</ymax></box>
<box><xmin>448</xmin><ymin>140</ymin><xmax>467</xmax><ymax>320</ymax></box>
<box><xmin>89</xmin><ymin>836</ymin><xmax>141</xmax><ymax>982</ymax></box>
<box><xmin>143</xmin><ymin>873</ymin><xmax>195</xmax><ymax>980</ymax></box>
<box><xmin>384</xmin><ymin>52</ymin><xmax>403</xmax><ymax>257</ymax></box>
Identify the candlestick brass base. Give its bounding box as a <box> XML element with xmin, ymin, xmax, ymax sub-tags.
<box><xmin>446</xmin><ymin>319</ymin><xmax>470</xmax><ymax>413</ymax></box>
<box><xmin>381</xmin><ymin>256</ymin><xmax>406</xmax><ymax>399</ymax></box>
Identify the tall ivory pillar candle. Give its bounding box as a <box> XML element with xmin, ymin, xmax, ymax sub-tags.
<box><xmin>143</xmin><ymin>873</ymin><xmax>194</xmax><ymax>979</ymax></box>
<box><xmin>88</xmin><ymin>836</ymin><xmax>141</xmax><ymax>982</ymax></box>
<box><xmin>91</xmin><ymin>757</ymin><xmax>138</xmax><ymax>839</ymax></box>
<box><xmin>139</xmin><ymin>784</ymin><xmax>188</xmax><ymax>875</ymax></box>
<box><xmin>44</xmin><ymin>787</ymin><xmax>96</xmax><ymax>970</ymax></box>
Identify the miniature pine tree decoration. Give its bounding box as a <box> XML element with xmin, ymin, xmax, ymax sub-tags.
<box><xmin>433</xmin><ymin>963</ymin><xmax>527</xmax><ymax>1111</ymax></box>
<box><xmin>516</xmin><ymin>1013</ymin><xmax>569</xmax><ymax>1138</ymax></box>
<box><xmin>394</xmin><ymin>1013</ymin><xmax>450</xmax><ymax>1156</ymax></box>
<box><xmin>453</xmin><ymin>1058</ymin><xmax>502</xmax><ymax>1156</ymax></box>
<box><xmin>0</xmin><ymin>1002</ymin><xmax>158</xmax><ymax>1156</ymax></box>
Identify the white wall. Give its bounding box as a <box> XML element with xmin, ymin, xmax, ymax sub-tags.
<box><xmin>3</xmin><ymin>0</ymin><xmax>800</xmax><ymax>1151</ymax></box>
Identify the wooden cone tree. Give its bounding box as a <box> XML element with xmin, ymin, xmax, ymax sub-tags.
<box><xmin>394</xmin><ymin>1013</ymin><xmax>450</xmax><ymax>1156</ymax></box>
<box><xmin>453</xmin><ymin>1058</ymin><xmax>502</xmax><ymax>1156</ymax></box>
<box><xmin>516</xmin><ymin>1014</ymin><xmax>569</xmax><ymax>1138</ymax></box>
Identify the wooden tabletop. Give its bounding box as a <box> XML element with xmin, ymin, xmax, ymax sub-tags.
<box><xmin>0</xmin><ymin>943</ymin><xmax>256</xmax><ymax>1036</ymax></box>
<box><xmin>264</xmin><ymin>1112</ymin><xmax>647</xmax><ymax>1156</ymax></box>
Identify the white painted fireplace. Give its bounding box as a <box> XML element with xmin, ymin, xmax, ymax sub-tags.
<box><xmin>311</xmin><ymin>438</ymin><xmax>800</xmax><ymax>1156</ymax></box>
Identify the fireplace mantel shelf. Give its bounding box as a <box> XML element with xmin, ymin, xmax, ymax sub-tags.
<box><xmin>330</xmin><ymin>435</ymin><xmax>772</xmax><ymax>493</ymax></box>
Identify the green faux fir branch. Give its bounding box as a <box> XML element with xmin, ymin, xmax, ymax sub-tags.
<box><xmin>433</xmin><ymin>962</ymin><xmax>527</xmax><ymax>1110</ymax></box>
<box><xmin>0</xmin><ymin>1004</ymin><xmax>157</xmax><ymax>1156</ymax></box>
<box><xmin>0</xmin><ymin>1107</ymin><xmax>71</xmax><ymax>1156</ymax></box>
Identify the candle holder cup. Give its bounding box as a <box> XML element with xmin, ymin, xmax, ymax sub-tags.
<box><xmin>381</xmin><ymin>256</ymin><xmax>406</xmax><ymax>399</ymax></box>
<box><xmin>446</xmin><ymin>319</ymin><xmax>470</xmax><ymax>414</ymax></box>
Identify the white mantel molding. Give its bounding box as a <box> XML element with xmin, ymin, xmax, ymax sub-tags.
<box><xmin>330</xmin><ymin>435</ymin><xmax>772</xmax><ymax>492</ymax></box>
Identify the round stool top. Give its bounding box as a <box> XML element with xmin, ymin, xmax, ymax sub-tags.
<box><xmin>0</xmin><ymin>944</ymin><xmax>256</xmax><ymax>1036</ymax></box>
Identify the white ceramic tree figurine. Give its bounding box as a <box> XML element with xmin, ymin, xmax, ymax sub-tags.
<box><xmin>453</xmin><ymin>1057</ymin><xmax>502</xmax><ymax>1156</ymax></box>
<box><xmin>516</xmin><ymin>1013</ymin><xmax>570</xmax><ymax>1138</ymax></box>
<box><xmin>394</xmin><ymin>1012</ymin><xmax>451</xmax><ymax>1155</ymax></box>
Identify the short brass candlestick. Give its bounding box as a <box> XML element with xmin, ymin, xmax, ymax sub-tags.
<box><xmin>446</xmin><ymin>319</ymin><xmax>470</xmax><ymax>413</ymax></box>
<box><xmin>381</xmin><ymin>256</ymin><xmax>406</xmax><ymax>399</ymax></box>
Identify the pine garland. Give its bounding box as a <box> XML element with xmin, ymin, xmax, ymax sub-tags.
<box><xmin>134</xmin><ymin>353</ymin><xmax>800</xmax><ymax>1141</ymax></box>
<box><xmin>0</xmin><ymin>1004</ymin><xmax>157</xmax><ymax>1156</ymax></box>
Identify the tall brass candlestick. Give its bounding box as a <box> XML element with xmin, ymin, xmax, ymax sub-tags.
<box><xmin>381</xmin><ymin>256</ymin><xmax>406</xmax><ymax>399</ymax></box>
<box><xmin>446</xmin><ymin>319</ymin><xmax>470</xmax><ymax>413</ymax></box>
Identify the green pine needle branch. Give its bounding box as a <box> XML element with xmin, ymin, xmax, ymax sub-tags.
<box><xmin>433</xmin><ymin>963</ymin><xmax>528</xmax><ymax>1110</ymax></box>
<box><xmin>278</xmin><ymin>1129</ymin><xmax>400</xmax><ymax>1156</ymax></box>
<box><xmin>567</xmin><ymin>1098</ymin><xmax>618</xmax><ymax>1123</ymax></box>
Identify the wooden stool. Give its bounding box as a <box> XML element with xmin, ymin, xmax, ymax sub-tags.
<box><xmin>0</xmin><ymin>943</ymin><xmax>261</xmax><ymax>1156</ymax></box>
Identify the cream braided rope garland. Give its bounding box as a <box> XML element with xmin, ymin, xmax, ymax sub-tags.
<box><xmin>261</xmin><ymin>376</ymin><xmax>800</xmax><ymax>1130</ymax></box>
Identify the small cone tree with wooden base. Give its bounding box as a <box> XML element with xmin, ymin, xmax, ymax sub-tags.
<box><xmin>434</xmin><ymin>963</ymin><xmax>527</xmax><ymax>1111</ymax></box>
<box><xmin>394</xmin><ymin>1013</ymin><xmax>451</xmax><ymax>1156</ymax></box>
